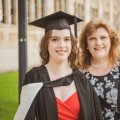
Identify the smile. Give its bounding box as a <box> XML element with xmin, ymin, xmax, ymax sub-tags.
<box><xmin>56</xmin><ymin>50</ymin><xmax>67</xmax><ymax>55</ymax></box>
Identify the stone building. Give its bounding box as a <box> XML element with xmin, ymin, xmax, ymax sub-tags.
<box><xmin>0</xmin><ymin>0</ymin><xmax>120</xmax><ymax>72</ymax></box>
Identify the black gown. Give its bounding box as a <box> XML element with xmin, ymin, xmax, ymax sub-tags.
<box><xmin>23</xmin><ymin>65</ymin><xmax>103</xmax><ymax>120</ymax></box>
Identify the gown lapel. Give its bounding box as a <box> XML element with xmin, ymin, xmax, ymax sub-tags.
<box><xmin>40</xmin><ymin>66</ymin><xmax>58</xmax><ymax>120</ymax></box>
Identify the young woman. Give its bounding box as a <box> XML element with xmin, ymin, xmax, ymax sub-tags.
<box><xmin>79</xmin><ymin>18</ymin><xmax>120</xmax><ymax>120</ymax></box>
<box><xmin>15</xmin><ymin>12</ymin><xmax>103</xmax><ymax>120</ymax></box>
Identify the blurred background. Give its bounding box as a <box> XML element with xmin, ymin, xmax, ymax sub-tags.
<box><xmin>0</xmin><ymin>0</ymin><xmax>120</xmax><ymax>120</ymax></box>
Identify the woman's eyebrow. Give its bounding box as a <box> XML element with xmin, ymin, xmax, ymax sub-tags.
<box><xmin>88</xmin><ymin>37</ymin><xmax>96</xmax><ymax>40</ymax></box>
<box><xmin>50</xmin><ymin>36</ymin><xmax>59</xmax><ymax>38</ymax></box>
<box><xmin>65</xmin><ymin>36</ymin><xmax>70</xmax><ymax>38</ymax></box>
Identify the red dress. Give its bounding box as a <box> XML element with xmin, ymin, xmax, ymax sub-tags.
<box><xmin>56</xmin><ymin>92</ymin><xmax>80</xmax><ymax>120</ymax></box>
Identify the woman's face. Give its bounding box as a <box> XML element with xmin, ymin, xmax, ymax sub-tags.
<box><xmin>87</xmin><ymin>27</ymin><xmax>111</xmax><ymax>60</ymax></box>
<box><xmin>48</xmin><ymin>29</ymin><xmax>72</xmax><ymax>63</ymax></box>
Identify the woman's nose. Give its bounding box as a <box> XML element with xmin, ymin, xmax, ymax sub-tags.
<box><xmin>96</xmin><ymin>38</ymin><xmax>102</xmax><ymax>45</ymax></box>
<box><xmin>59</xmin><ymin>40</ymin><xmax>65</xmax><ymax>47</ymax></box>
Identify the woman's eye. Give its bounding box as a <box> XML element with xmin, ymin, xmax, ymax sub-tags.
<box><xmin>51</xmin><ymin>38</ymin><xmax>58</xmax><ymax>41</ymax></box>
<box><xmin>65</xmin><ymin>38</ymin><xmax>71</xmax><ymax>41</ymax></box>
<box><xmin>101</xmin><ymin>36</ymin><xmax>107</xmax><ymax>40</ymax></box>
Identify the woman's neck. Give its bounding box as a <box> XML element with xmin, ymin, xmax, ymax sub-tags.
<box><xmin>46</xmin><ymin>61</ymin><xmax>71</xmax><ymax>72</ymax></box>
<box><xmin>45</xmin><ymin>60</ymin><xmax>72</xmax><ymax>81</ymax></box>
<box><xmin>91</xmin><ymin>58</ymin><xmax>109</xmax><ymax>68</ymax></box>
<box><xmin>88</xmin><ymin>58</ymin><xmax>113</xmax><ymax>76</ymax></box>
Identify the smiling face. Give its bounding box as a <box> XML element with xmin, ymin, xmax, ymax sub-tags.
<box><xmin>87</xmin><ymin>27</ymin><xmax>111</xmax><ymax>60</ymax></box>
<box><xmin>48</xmin><ymin>29</ymin><xmax>72</xmax><ymax>63</ymax></box>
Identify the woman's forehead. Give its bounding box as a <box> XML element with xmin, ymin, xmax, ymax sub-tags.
<box><xmin>88</xmin><ymin>27</ymin><xmax>108</xmax><ymax>36</ymax></box>
<box><xmin>51</xmin><ymin>29</ymin><xmax>70</xmax><ymax>37</ymax></box>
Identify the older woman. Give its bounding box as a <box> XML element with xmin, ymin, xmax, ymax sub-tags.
<box><xmin>79</xmin><ymin>18</ymin><xmax>120</xmax><ymax>120</ymax></box>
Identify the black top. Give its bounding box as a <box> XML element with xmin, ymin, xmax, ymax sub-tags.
<box><xmin>85</xmin><ymin>62</ymin><xmax>120</xmax><ymax>120</ymax></box>
<box><xmin>23</xmin><ymin>65</ymin><xmax>103</xmax><ymax>120</ymax></box>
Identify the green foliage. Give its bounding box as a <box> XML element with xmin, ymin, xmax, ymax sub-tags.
<box><xmin>0</xmin><ymin>71</ymin><xmax>18</xmax><ymax>120</ymax></box>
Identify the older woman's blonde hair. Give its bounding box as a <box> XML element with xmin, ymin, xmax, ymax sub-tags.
<box><xmin>79</xmin><ymin>18</ymin><xmax>120</xmax><ymax>70</ymax></box>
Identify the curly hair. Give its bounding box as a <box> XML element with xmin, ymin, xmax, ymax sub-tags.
<box><xmin>79</xmin><ymin>18</ymin><xmax>120</xmax><ymax>69</ymax></box>
<box><xmin>39</xmin><ymin>30</ymin><xmax>79</xmax><ymax>70</ymax></box>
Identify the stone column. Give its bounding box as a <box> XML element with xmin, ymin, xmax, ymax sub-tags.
<box><xmin>109</xmin><ymin>0</ymin><xmax>114</xmax><ymax>24</ymax></box>
<box><xmin>84</xmin><ymin>0</ymin><xmax>91</xmax><ymax>22</ymax></box>
<box><xmin>66</xmin><ymin>0</ymin><xmax>75</xmax><ymax>14</ymax></box>
<box><xmin>98</xmin><ymin>0</ymin><xmax>103</xmax><ymax>17</ymax></box>
<box><xmin>29</xmin><ymin>0</ymin><xmax>35</xmax><ymax>21</ymax></box>
<box><xmin>3</xmin><ymin>0</ymin><xmax>12</xmax><ymax>24</ymax></box>
<box><xmin>0</xmin><ymin>0</ymin><xmax>3</xmax><ymax>22</ymax></box>
<box><xmin>44</xmin><ymin>0</ymin><xmax>54</xmax><ymax>15</ymax></box>
<box><xmin>36</xmin><ymin>0</ymin><xmax>41</xmax><ymax>18</ymax></box>
<box><xmin>13</xmin><ymin>0</ymin><xmax>18</xmax><ymax>24</ymax></box>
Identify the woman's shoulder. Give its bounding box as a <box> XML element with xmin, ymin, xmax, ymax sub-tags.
<box><xmin>79</xmin><ymin>68</ymin><xmax>88</xmax><ymax>73</ymax></box>
<box><xmin>73</xmin><ymin>69</ymin><xmax>95</xmax><ymax>93</ymax></box>
<box><xmin>112</xmin><ymin>60</ymin><xmax>120</xmax><ymax>70</ymax></box>
<box><xmin>73</xmin><ymin>68</ymin><xmax>85</xmax><ymax>76</ymax></box>
<box><xmin>23</xmin><ymin>65</ymin><xmax>45</xmax><ymax>85</ymax></box>
<box><xmin>74</xmin><ymin>69</ymin><xmax>90</xmax><ymax>83</ymax></box>
<box><xmin>26</xmin><ymin>65</ymin><xmax>43</xmax><ymax>76</ymax></box>
<box><xmin>117</xmin><ymin>60</ymin><xmax>120</xmax><ymax>66</ymax></box>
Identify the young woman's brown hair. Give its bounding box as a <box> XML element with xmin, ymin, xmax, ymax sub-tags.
<box><xmin>40</xmin><ymin>30</ymin><xmax>79</xmax><ymax>70</ymax></box>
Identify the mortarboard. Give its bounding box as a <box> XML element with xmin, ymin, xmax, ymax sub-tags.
<box><xmin>29</xmin><ymin>11</ymin><xmax>83</xmax><ymax>37</ymax></box>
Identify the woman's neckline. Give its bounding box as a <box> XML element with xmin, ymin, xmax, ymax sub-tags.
<box><xmin>91</xmin><ymin>60</ymin><xmax>109</xmax><ymax>68</ymax></box>
<box><xmin>42</xmin><ymin>65</ymin><xmax>74</xmax><ymax>81</ymax></box>
<box><xmin>86</xmin><ymin>62</ymin><xmax>118</xmax><ymax>77</ymax></box>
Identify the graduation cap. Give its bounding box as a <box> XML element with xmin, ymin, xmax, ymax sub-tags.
<box><xmin>29</xmin><ymin>11</ymin><xmax>83</xmax><ymax>37</ymax></box>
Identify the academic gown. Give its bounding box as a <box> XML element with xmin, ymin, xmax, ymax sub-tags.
<box><xmin>23</xmin><ymin>65</ymin><xmax>103</xmax><ymax>120</ymax></box>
